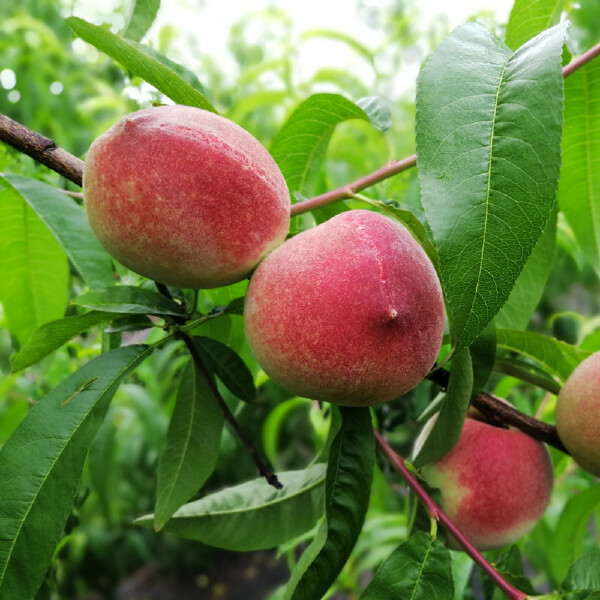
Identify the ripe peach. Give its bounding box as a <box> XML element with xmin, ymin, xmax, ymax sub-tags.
<box><xmin>244</xmin><ymin>209</ymin><xmax>445</xmax><ymax>406</ymax></box>
<box><xmin>420</xmin><ymin>417</ymin><xmax>553</xmax><ymax>550</ymax></box>
<box><xmin>83</xmin><ymin>105</ymin><xmax>290</xmax><ymax>289</ymax></box>
<box><xmin>555</xmin><ymin>351</ymin><xmax>600</xmax><ymax>477</ymax></box>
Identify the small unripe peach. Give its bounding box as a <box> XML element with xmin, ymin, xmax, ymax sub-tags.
<box><xmin>420</xmin><ymin>417</ymin><xmax>553</xmax><ymax>550</ymax></box>
<box><xmin>83</xmin><ymin>105</ymin><xmax>290</xmax><ymax>289</ymax></box>
<box><xmin>555</xmin><ymin>351</ymin><xmax>600</xmax><ymax>477</ymax></box>
<box><xmin>244</xmin><ymin>209</ymin><xmax>445</xmax><ymax>406</ymax></box>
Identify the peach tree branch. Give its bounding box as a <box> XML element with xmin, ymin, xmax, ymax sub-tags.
<box><xmin>0</xmin><ymin>114</ymin><xmax>83</xmax><ymax>186</ymax></box>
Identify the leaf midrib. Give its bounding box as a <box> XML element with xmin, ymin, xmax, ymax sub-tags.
<box><xmin>462</xmin><ymin>54</ymin><xmax>512</xmax><ymax>344</ymax></box>
<box><xmin>408</xmin><ymin>535</ymin><xmax>434</xmax><ymax>600</ymax></box>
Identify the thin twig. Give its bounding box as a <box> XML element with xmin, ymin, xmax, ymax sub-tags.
<box><xmin>0</xmin><ymin>114</ymin><xmax>84</xmax><ymax>186</ymax></box>
<box><xmin>562</xmin><ymin>39</ymin><xmax>600</xmax><ymax>78</ymax></box>
<box><xmin>181</xmin><ymin>334</ymin><xmax>283</xmax><ymax>489</ymax></box>
<box><xmin>289</xmin><ymin>154</ymin><xmax>417</xmax><ymax>216</ymax></box>
<box><xmin>374</xmin><ymin>430</ymin><xmax>528</xmax><ymax>600</ymax></box>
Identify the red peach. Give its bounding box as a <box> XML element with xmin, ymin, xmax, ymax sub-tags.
<box><xmin>83</xmin><ymin>105</ymin><xmax>290</xmax><ymax>289</ymax></box>
<box><xmin>555</xmin><ymin>351</ymin><xmax>600</xmax><ymax>477</ymax></box>
<box><xmin>244</xmin><ymin>209</ymin><xmax>445</xmax><ymax>406</ymax></box>
<box><xmin>420</xmin><ymin>417</ymin><xmax>553</xmax><ymax>550</ymax></box>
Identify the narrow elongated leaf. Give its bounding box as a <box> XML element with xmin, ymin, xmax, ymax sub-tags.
<box><xmin>270</xmin><ymin>94</ymin><xmax>382</xmax><ymax>197</ymax></box>
<box><xmin>496</xmin><ymin>328</ymin><xmax>590</xmax><ymax>381</ymax></box>
<box><xmin>558</xmin><ymin>59</ymin><xmax>600</xmax><ymax>276</ymax></box>
<box><xmin>550</xmin><ymin>485</ymin><xmax>600</xmax><ymax>582</ymax></box>
<box><xmin>413</xmin><ymin>350</ymin><xmax>473</xmax><ymax>468</ymax></box>
<box><xmin>505</xmin><ymin>0</ymin><xmax>564</xmax><ymax>49</ymax></box>
<box><xmin>1</xmin><ymin>175</ymin><xmax>114</xmax><ymax>289</ymax></box>
<box><xmin>193</xmin><ymin>336</ymin><xmax>256</xmax><ymax>402</ymax></box>
<box><xmin>155</xmin><ymin>361</ymin><xmax>224</xmax><ymax>530</ymax></box>
<box><xmin>0</xmin><ymin>184</ymin><xmax>68</xmax><ymax>345</ymax></box>
<box><xmin>417</xmin><ymin>23</ymin><xmax>567</xmax><ymax>351</ymax></box>
<box><xmin>361</xmin><ymin>532</ymin><xmax>454</xmax><ymax>600</ymax></box>
<box><xmin>495</xmin><ymin>210</ymin><xmax>557</xmax><ymax>329</ymax></box>
<box><xmin>73</xmin><ymin>286</ymin><xmax>185</xmax><ymax>317</ymax></box>
<box><xmin>285</xmin><ymin>407</ymin><xmax>374</xmax><ymax>600</ymax></box>
<box><xmin>0</xmin><ymin>345</ymin><xmax>152</xmax><ymax>600</ymax></box>
<box><xmin>11</xmin><ymin>311</ymin><xmax>113</xmax><ymax>372</ymax></box>
<box><xmin>137</xmin><ymin>464</ymin><xmax>326</xmax><ymax>551</ymax></box>
<box><xmin>123</xmin><ymin>0</ymin><xmax>160</xmax><ymax>42</ymax></box>
<box><xmin>67</xmin><ymin>17</ymin><xmax>215</xmax><ymax>112</ymax></box>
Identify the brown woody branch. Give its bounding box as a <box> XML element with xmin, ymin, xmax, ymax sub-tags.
<box><xmin>0</xmin><ymin>114</ymin><xmax>83</xmax><ymax>186</ymax></box>
<box><xmin>427</xmin><ymin>367</ymin><xmax>567</xmax><ymax>453</ymax></box>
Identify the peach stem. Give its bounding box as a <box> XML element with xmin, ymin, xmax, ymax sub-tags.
<box><xmin>373</xmin><ymin>429</ymin><xmax>528</xmax><ymax>600</ymax></box>
<box><xmin>290</xmin><ymin>38</ymin><xmax>600</xmax><ymax>218</ymax></box>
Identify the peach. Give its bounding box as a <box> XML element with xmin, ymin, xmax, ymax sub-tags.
<box><xmin>83</xmin><ymin>105</ymin><xmax>290</xmax><ymax>289</ymax></box>
<box><xmin>420</xmin><ymin>417</ymin><xmax>554</xmax><ymax>550</ymax></box>
<box><xmin>244</xmin><ymin>209</ymin><xmax>445</xmax><ymax>406</ymax></box>
<box><xmin>555</xmin><ymin>351</ymin><xmax>600</xmax><ymax>477</ymax></box>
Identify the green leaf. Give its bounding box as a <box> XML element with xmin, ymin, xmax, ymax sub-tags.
<box><xmin>551</xmin><ymin>485</ymin><xmax>600</xmax><ymax>582</ymax></box>
<box><xmin>0</xmin><ymin>184</ymin><xmax>69</xmax><ymax>346</ymax></box>
<box><xmin>488</xmin><ymin>546</ymin><xmax>535</xmax><ymax>598</ymax></box>
<box><xmin>270</xmin><ymin>93</ymin><xmax>381</xmax><ymax>197</ymax></box>
<box><xmin>104</xmin><ymin>314</ymin><xmax>154</xmax><ymax>333</ymax></box>
<box><xmin>0</xmin><ymin>175</ymin><xmax>114</xmax><ymax>289</ymax></box>
<box><xmin>356</xmin><ymin>96</ymin><xmax>392</xmax><ymax>131</ymax></box>
<box><xmin>505</xmin><ymin>0</ymin><xmax>564</xmax><ymax>49</ymax></box>
<box><xmin>356</xmin><ymin>196</ymin><xmax>439</xmax><ymax>268</ymax></box>
<box><xmin>72</xmin><ymin>285</ymin><xmax>186</xmax><ymax>317</ymax></box>
<box><xmin>558</xmin><ymin>59</ymin><xmax>600</xmax><ymax>277</ymax></box>
<box><xmin>416</xmin><ymin>23</ymin><xmax>567</xmax><ymax>352</ymax></box>
<box><xmin>154</xmin><ymin>361</ymin><xmax>224</xmax><ymax>530</ymax></box>
<box><xmin>11</xmin><ymin>311</ymin><xmax>113</xmax><ymax>372</ymax></box>
<box><xmin>0</xmin><ymin>345</ymin><xmax>152</xmax><ymax>600</ymax></box>
<box><xmin>67</xmin><ymin>17</ymin><xmax>215</xmax><ymax>112</ymax></box>
<box><xmin>137</xmin><ymin>464</ymin><xmax>326</xmax><ymax>551</ymax></box>
<box><xmin>193</xmin><ymin>336</ymin><xmax>256</xmax><ymax>402</ymax></box>
<box><xmin>413</xmin><ymin>350</ymin><xmax>473</xmax><ymax>468</ymax></box>
<box><xmin>123</xmin><ymin>0</ymin><xmax>160</xmax><ymax>42</ymax></box>
<box><xmin>361</xmin><ymin>532</ymin><xmax>454</xmax><ymax>600</ymax></box>
<box><xmin>562</xmin><ymin>551</ymin><xmax>600</xmax><ymax>595</ymax></box>
<box><xmin>496</xmin><ymin>328</ymin><xmax>590</xmax><ymax>381</ymax></box>
<box><xmin>285</xmin><ymin>407</ymin><xmax>374</xmax><ymax>600</ymax></box>
<box><xmin>495</xmin><ymin>210</ymin><xmax>557</xmax><ymax>330</ymax></box>
<box><xmin>470</xmin><ymin>322</ymin><xmax>496</xmax><ymax>396</ymax></box>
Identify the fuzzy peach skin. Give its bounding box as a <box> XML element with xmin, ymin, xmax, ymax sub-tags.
<box><xmin>556</xmin><ymin>351</ymin><xmax>600</xmax><ymax>477</ymax></box>
<box><xmin>83</xmin><ymin>105</ymin><xmax>290</xmax><ymax>289</ymax></box>
<box><xmin>244</xmin><ymin>209</ymin><xmax>445</xmax><ymax>406</ymax></box>
<box><xmin>421</xmin><ymin>418</ymin><xmax>554</xmax><ymax>551</ymax></box>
